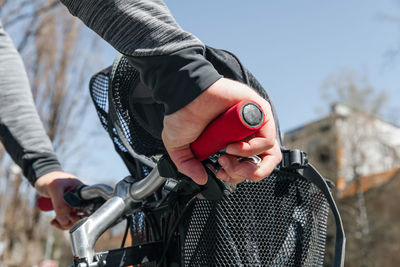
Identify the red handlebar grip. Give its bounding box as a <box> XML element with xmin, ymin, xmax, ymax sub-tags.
<box><xmin>37</xmin><ymin>197</ymin><xmax>53</xmax><ymax>211</ymax></box>
<box><xmin>37</xmin><ymin>186</ymin><xmax>74</xmax><ymax>211</ymax></box>
<box><xmin>190</xmin><ymin>100</ymin><xmax>266</xmax><ymax>161</ymax></box>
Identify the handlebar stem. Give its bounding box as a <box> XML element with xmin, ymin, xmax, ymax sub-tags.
<box><xmin>69</xmin><ymin>172</ymin><xmax>167</xmax><ymax>265</ymax></box>
<box><xmin>70</xmin><ymin>197</ymin><xmax>126</xmax><ymax>264</ymax></box>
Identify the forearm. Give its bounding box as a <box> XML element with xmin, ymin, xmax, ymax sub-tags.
<box><xmin>60</xmin><ymin>0</ymin><xmax>222</xmax><ymax>114</ymax></box>
<box><xmin>60</xmin><ymin>0</ymin><xmax>201</xmax><ymax>56</ymax></box>
<box><xmin>0</xmin><ymin>22</ymin><xmax>62</xmax><ymax>185</ymax></box>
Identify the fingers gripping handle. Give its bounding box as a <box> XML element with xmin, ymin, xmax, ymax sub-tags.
<box><xmin>37</xmin><ymin>100</ymin><xmax>265</xmax><ymax>211</ymax></box>
<box><xmin>190</xmin><ymin>100</ymin><xmax>266</xmax><ymax>161</ymax></box>
<box><xmin>37</xmin><ymin>186</ymin><xmax>75</xmax><ymax>212</ymax></box>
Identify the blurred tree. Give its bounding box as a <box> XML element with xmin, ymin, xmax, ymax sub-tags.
<box><xmin>0</xmin><ymin>0</ymin><xmax>101</xmax><ymax>265</ymax></box>
<box><xmin>378</xmin><ymin>7</ymin><xmax>400</xmax><ymax>126</ymax></box>
<box><xmin>321</xmin><ymin>70</ymin><xmax>400</xmax><ymax>267</ymax></box>
<box><xmin>378</xmin><ymin>10</ymin><xmax>400</xmax><ymax>65</ymax></box>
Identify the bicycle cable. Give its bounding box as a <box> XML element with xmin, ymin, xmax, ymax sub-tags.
<box><xmin>120</xmin><ymin>216</ymin><xmax>132</xmax><ymax>248</ymax></box>
<box><xmin>157</xmin><ymin>196</ymin><xmax>197</xmax><ymax>267</ymax></box>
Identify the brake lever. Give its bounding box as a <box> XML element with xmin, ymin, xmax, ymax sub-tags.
<box><xmin>156</xmin><ymin>154</ymin><xmax>229</xmax><ymax>201</ymax></box>
<box><xmin>64</xmin><ymin>185</ymin><xmax>107</xmax><ymax>216</ymax></box>
<box><xmin>203</xmin><ymin>152</ymin><xmax>262</xmax><ymax>195</ymax></box>
<box><xmin>238</xmin><ymin>155</ymin><xmax>262</xmax><ymax>166</ymax></box>
<box><xmin>205</xmin><ymin>151</ymin><xmax>262</xmax><ymax>173</ymax></box>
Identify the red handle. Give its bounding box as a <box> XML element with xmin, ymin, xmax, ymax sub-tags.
<box><xmin>37</xmin><ymin>197</ymin><xmax>54</xmax><ymax>211</ymax></box>
<box><xmin>190</xmin><ymin>100</ymin><xmax>266</xmax><ymax>161</ymax></box>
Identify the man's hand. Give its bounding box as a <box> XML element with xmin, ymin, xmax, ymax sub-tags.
<box><xmin>35</xmin><ymin>171</ymin><xmax>84</xmax><ymax>230</ymax></box>
<box><xmin>162</xmin><ymin>77</ymin><xmax>282</xmax><ymax>185</ymax></box>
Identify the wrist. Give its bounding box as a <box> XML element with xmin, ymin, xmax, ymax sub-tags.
<box><xmin>127</xmin><ymin>46</ymin><xmax>222</xmax><ymax>115</ymax></box>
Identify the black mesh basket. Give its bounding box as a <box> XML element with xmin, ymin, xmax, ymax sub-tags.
<box><xmin>182</xmin><ymin>171</ymin><xmax>329</xmax><ymax>266</ymax></box>
<box><xmin>89</xmin><ymin>53</ymin><xmax>345</xmax><ymax>267</ymax></box>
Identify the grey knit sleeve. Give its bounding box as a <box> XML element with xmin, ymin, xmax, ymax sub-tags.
<box><xmin>60</xmin><ymin>0</ymin><xmax>223</xmax><ymax>114</ymax></box>
<box><xmin>60</xmin><ymin>0</ymin><xmax>203</xmax><ymax>56</ymax></box>
<box><xmin>0</xmin><ymin>21</ymin><xmax>62</xmax><ymax>185</ymax></box>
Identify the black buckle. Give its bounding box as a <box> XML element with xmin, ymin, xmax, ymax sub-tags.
<box><xmin>280</xmin><ymin>149</ymin><xmax>308</xmax><ymax>169</ymax></box>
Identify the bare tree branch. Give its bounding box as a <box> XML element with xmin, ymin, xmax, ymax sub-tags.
<box><xmin>0</xmin><ymin>0</ymin><xmax>10</xmax><ymax>9</ymax></box>
<box><xmin>16</xmin><ymin>18</ymin><xmax>37</xmax><ymax>52</ymax></box>
<box><xmin>3</xmin><ymin>1</ymin><xmax>59</xmax><ymax>28</ymax></box>
<box><xmin>2</xmin><ymin>0</ymin><xmax>32</xmax><ymax>24</ymax></box>
<box><xmin>320</xmin><ymin>70</ymin><xmax>400</xmax><ymax>266</ymax></box>
<box><xmin>1</xmin><ymin>1</ymin><xmax>103</xmax><ymax>265</ymax></box>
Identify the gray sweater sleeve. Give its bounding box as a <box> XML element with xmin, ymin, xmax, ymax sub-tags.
<box><xmin>60</xmin><ymin>0</ymin><xmax>222</xmax><ymax>114</ymax></box>
<box><xmin>0</xmin><ymin>21</ymin><xmax>62</xmax><ymax>185</ymax></box>
<box><xmin>60</xmin><ymin>0</ymin><xmax>202</xmax><ymax>56</ymax></box>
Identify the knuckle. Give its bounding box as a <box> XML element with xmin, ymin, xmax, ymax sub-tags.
<box><xmin>48</xmin><ymin>179</ymin><xmax>62</xmax><ymax>190</ymax></box>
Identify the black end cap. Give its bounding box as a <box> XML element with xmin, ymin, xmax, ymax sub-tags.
<box><xmin>241</xmin><ymin>103</ymin><xmax>263</xmax><ymax>127</ymax></box>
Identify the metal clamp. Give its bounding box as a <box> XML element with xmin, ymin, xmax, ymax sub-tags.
<box><xmin>280</xmin><ymin>149</ymin><xmax>308</xmax><ymax>169</ymax></box>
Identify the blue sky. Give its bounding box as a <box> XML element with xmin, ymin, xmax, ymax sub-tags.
<box><xmin>76</xmin><ymin>0</ymin><xmax>400</xmax><ymax>182</ymax></box>
<box><xmin>161</xmin><ymin>0</ymin><xmax>400</xmax><ymax>130</ymax></box>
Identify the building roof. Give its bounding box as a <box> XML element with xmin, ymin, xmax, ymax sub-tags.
<box><xmin>340</xmin><ymin>166</ymin><xmax>400</xmax><ymax>198</ymax></box>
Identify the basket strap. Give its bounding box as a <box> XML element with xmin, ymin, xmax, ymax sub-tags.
<box><xmin>280</xmin><ymin>149</ymin><xmax>345</xmax><ymax>267</ymax></box>
<box><xmin>299</xmin><ymin>164</ymin><xmax>346</xmax><ymax>267</ymax></box>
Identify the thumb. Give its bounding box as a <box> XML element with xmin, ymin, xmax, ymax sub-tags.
<box><xmin>167</xmin><ymin>146</ymin><xmax>208</xmax><ymax>185</ymax></box>
<box><xmin>48</xmin><ymin>179</ymin><xmax>82</xmax><ymax>226</ymax></box>
<box><xmin>48</xmin><ymin>178</ymin><xmax>82</xmax><ymax>204</ymax></box>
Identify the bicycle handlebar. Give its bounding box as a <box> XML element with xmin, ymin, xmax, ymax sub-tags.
<box><xmin>37</xmin><ymin>100</ymin><xmax>265</xmax><ymax>212</ymax></box>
